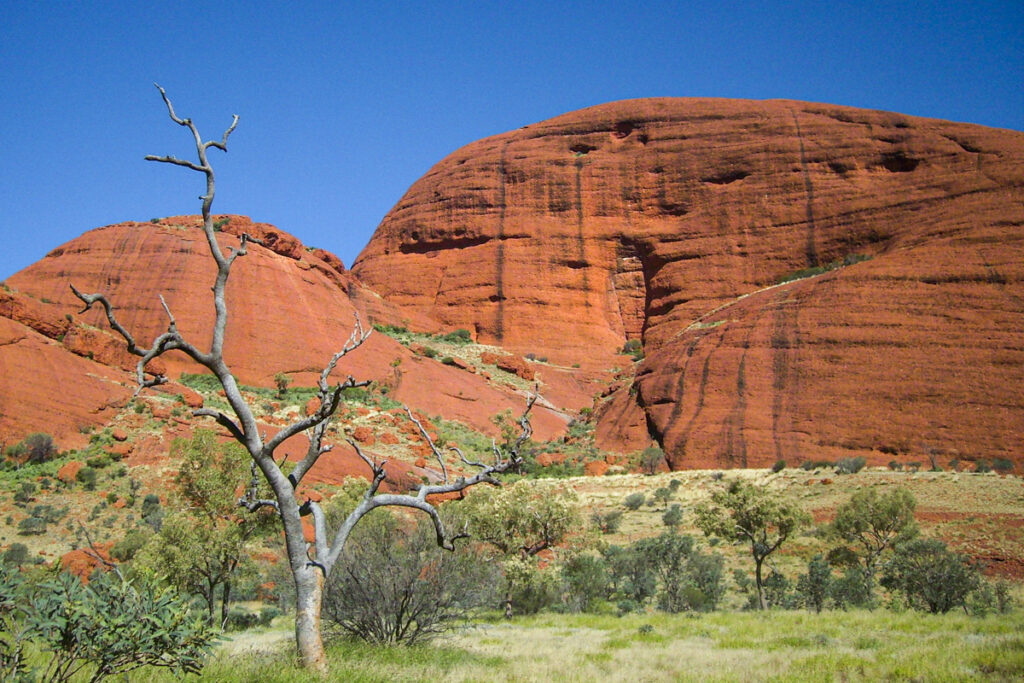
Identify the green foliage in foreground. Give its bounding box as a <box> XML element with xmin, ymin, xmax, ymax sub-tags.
<box><xmin>1</xmin><ymin>566</ymin><xmax>218</xmax><ymax>681</ymax></box>
<box><xmin>134</xmin><ymin>608</ymin><xmax>1024</xmax><ymax>682</ymax></box>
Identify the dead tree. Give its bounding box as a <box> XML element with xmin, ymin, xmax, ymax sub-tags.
<box><xmin>72</xmin><ymin>85</ymin><xmax>534</xmax><ymax>673</ymax></box>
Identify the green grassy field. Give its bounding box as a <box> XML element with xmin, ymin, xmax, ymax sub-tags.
<box><xmin>135</xmin><ymin>608</ymin><xmax>1023</xmax><ymax>682</ymax></box>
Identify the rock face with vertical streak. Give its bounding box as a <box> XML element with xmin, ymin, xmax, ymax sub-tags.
<box><xmin>354</xmin><ymin>98</ymin><xmax>1024</xmax><ymax>469</ymax></box>
<box><xmin>1</xmin><ymin>217</ymin><xmax>569</xmax><ymax>447</ymax></box>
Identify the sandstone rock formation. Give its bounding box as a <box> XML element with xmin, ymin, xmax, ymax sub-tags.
<box><xmin>353</xmin><ymin>98</ymin><xmax>1024</xmax><ymax>469</ymax></box>
<box><xmin>2</xmin><ymin>217</ymin><xmax>567</xmax><ymax>449</ymax></box>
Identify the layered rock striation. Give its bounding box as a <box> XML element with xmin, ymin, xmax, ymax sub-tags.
<box><xmin>354</xmin><ymin>98</ymin><xmax>1024</xmax><ymax>469</ymax></box>
<box><xmin>2</xmin><ymin>217</ymin><xmax>567</xmax><ymax>447</ymax></box>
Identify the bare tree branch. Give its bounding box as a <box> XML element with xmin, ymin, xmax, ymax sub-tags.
<box><xmin>77</xmin><ymin>522</ymin><xmax>125</xmax><ymax>581</ymax></box>
<box><xmin>405</xmin><ymin>406</ymin><xmax>448</xmax><ymax>483</ymax></box>
<box><xmin>193</xmin><ymin>408</ymin><xmax>246</xmax><ymax>444</ymax></box>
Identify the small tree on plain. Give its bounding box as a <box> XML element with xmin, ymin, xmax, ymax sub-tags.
<box><xmin>460</xmin><ymin>479</ymin><xmax>581</xmax><ymax>616</ymax></box>
<box><xmin>881</xmin><ymin>537</ymin><xmax>980</xmax><ymax>613</ymax></box>
<box><xmin>797</xmin><ymin>554</ymin><xmax>832</xmax><ymax>613</ymax></box>
<box><xmin>830</xmin><ymin>487</ymin><xmax>917</xmax><ymax>599</ymax></box>
<box><xmin>694</xmin><ymin>479</ymin><xmax>809</xmax><ymax>610</ymax></box>
<box><xmin>273</xmin><ymin>372</ymin><xmax>292</xmax><ymax>399</ymax></box>
<box><xmin>640</xmin><ymin>446</ymin><xmax>665</xmax><ymax>474</ymax></box>
<box><xmin>136</xmin><ymin>430</ymin><xmax>275</xmax><ymax>628</ymax></box>
<box><xmin>71</xmin><ymin>85</ymin><xmax>536</xmax><ymax>673</ymax></box>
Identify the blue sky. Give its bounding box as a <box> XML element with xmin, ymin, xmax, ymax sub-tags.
<box><xmin>2</xmin><ymin>1</ymin><xmax>1021</xmax><ymax>279</ymax></box>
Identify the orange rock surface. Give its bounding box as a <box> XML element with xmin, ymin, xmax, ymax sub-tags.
<box><xmin>2</xmin><ymin>218</ymin><xmax>567</xmax><ymax>449</ymax></box>
<box><xmin>353</xmin><ymin>97</ymin><xmax>1024</xmax><ymax>469</ymax></box>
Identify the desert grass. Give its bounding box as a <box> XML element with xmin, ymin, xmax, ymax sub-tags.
<box><xmin>130</xmin><ymin>608</ymin><xmax>1023</xmax><ymax>682</ymax></box>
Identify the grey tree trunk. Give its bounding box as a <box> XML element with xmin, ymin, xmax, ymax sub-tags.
<box><xmin>294</xmin><ymin>565</ymin><xmax>326</xmax><ymax>673</ymax></box>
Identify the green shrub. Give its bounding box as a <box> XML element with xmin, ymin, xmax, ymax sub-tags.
<box><xmin>76</xmin><ymin>466</ymin><xmax>98</xmax><ymax>490</ymax></box>
<box><xmin>621</xmin><ymin>339</ymin><xmax>644</xmax><ymax>361</ymax></box>
<box><xmin>324</xmin><ymin>512</ymin><xmax>498</xmax><ymax>643</ymax></box>
<box><xmin>28</xmin><ymin>504</ymin><xmax>67</xmax><ymax>524</ymax></box>
<box><xmin>178</xmin><ymin>373</ymin><xmax>225</xmax><ymax>392</ymax></box>
<box><xmin>258</xmin><ymin>605</ymin><xmax>282</xmax><ymax>626</ymax></box>
<box><xmin>560</xmin><ymin>554</ymin><xmax>609</xmax><ymax>613</ymax></box>
<box><xmin>640</xmin><ymin>446</ymin><xmax>665</xmax><ymax>475</ymax></box>
<box><xmin>141</xmin><ymin>493</ymin><xmax>163</xmax><ymax>530</ymax></box>
<box><xmin>437</xmin><ymin>329</ymin><xmax>472</xmax><ymax>345</ymax></box>
<box><xmin>13</xmin><ymin>481</ymin><xmax>36</xmax><ymax>504</ymax></box>
<box><xmin>372</xmin><ymin>323</ymin><xmax>409</xmax><ymax>336</ymax></box>
<box><xmin>16</xmin><ymin>517</ymin><xmax>47</xmax><ymax>535</ymax></box>
<box><xmin>591</xmin><ymin>509</ymin><xmax>623</xmax><ymax>534</ymax></box>
<box><xmin>623</xmin><ymin>492</ymin><xmax>646</xmax><ymax>511</ymax></box>
<box><xmin>111</xmin><ymin>529</ymin><xmax>151</xmax><ymax>562</ymax></box>
<box><xmin>653</xmin><ymin>487</ymin><xmax>673</xmax><ymax>506</ymax></box>
<box><xmin>662</xmin><ymin>504</ymin><xmax>683</xmax><ymax>528</ymax></box>
<box><xmin>992</xmin><ymin>458</ymin><xmax>1014</xmax><ymax>474</ymax></box>
<box><xmin>1</xmin><ymin>543</ymin><xmax>30</xmax><ymax>567</ymax></box>
<box><xmin>86</xmin><ymin>453</ymin><xmax>112</xmax><ymax>469</ymax></box>
<box><xmin>5</xmin><ymin>433</ymin><xmax>58</xmax><ymax>465</ymax></box>
<box><xmin>881</xmin><ymin>537</ymin><xmax>980</xmax><ymax>613</ymax></box>
<box><xmin>797</xmin><ymin>554</ymin><xmax>832</xmax><ymax>613</ymax></box>
<box><xmin>772</xmin><ymin>459</ymin><xmax>786</xmax><ymax>473</ymax></box>
<box><xmin>834</xmin><ymin>456</ymin><xmax>866</xmax><ymax>474</ymax></box>
<box><xmin>10</xmin><ymin>569</ymin><xmax>219</xmax><ymax>677</ymax></box>
<box><xmin>225</xmin><ymin>606</ymin><xmax>261</xmax><ymax>631</ymax></box>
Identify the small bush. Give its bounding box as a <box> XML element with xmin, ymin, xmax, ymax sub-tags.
<box><xmin>992</xmin><ymin>458</ymin><xmax>1014</xmax><ymax>474</ymax></box>
<box><xmin>421</xmin><ymin>346</ymin><xmax>439</xmax><ymax>359</ymax></box>
<box><xmin>882</xmin><ymin>537</ymin><xmax>980</xmax><ymax>613</ymax></box>
<box><xmin>974</xmin><ymin>460</ymin><xmax>992</xmax><ymax>473</ymax></box>
<box><xmin>623</xmin><ymin>492</ymin><xmax>646</xmax><ymax>511</ymax></box>
<box><xmin>225</xmin><ymin>606</ymin><xmax>261</xmax><ymax>631</ymax></box>
<box><xmin>621</xmin><ymin>339</ymin><xmax>644</xmax><ymax>361</ymax></box>
<box><xmin>111</xmin><ymin>529</ymin><xmax>150</xmax><ymax>562</ymax></box>
<box><xmin>17</xmin><ymin>517</ymin><xmax>47</xmax><ymax>535</ymax></box>
<box><xmin>560</xmin><ymin>555</ymin><xmax>609</xmax><ymax>613</ymax></box>
<box><xmin>834</xmin><ymin>456</ymin><xmax>866</xmax><ymax>474</ymax></box>
<box><xmin>372</xmin><ymin>323</ymin><xmax>408</xmax><ymax>336</ymax></box>
<box><xmin>13</xmin><ymin>481</ymin><xmax>36</xmax><ymax>504</ymax></box>
<box><xmin>592</xmin><ymin>510</ymin><xmax>623</xmax><ymax>534</ymax></box>
<box><xmin>888</xmin><ymin>460</ymin><xmax>903</xmax><ymax>471</ymax></box>
<box><xmin>667</xmin><ymin>479</ymin><xmax>681</xmax><ymax>492</ymax></box>
<box><xmin>76</xmin><ymin>466</ymin><xmax>98</xmax><ymax>490</ymax></box>
<box><xmin>324</xmin><ymin>512</ymin><xmax>498</xmax><ymax>644</ymax></box>
<box><xmin>662</xmin><ymin>504</ymin><xmax>683</xmax><ymax>528</ymax></box>
<box><xmin>1</xmin><ymin>543</ymin><xmax>30</xmax><ymax>566</ymax></box>
<box><xmin>5</xmin><ymin>433</ymin><xmax>57</xmax><ymax>464</ymax></box>
<box><xmin>86</xmin><ymin>453</ymin><xmax>112</xmax><ymax>469</ymax></box>
<box><xmin>653</xmin><ymin>487</ymin><xmax>673</xmax><ymax>506</ymax></box>
<box><xmin>437</xmin><ymin>329</ymin><xmax>472</xmax><ymax>345</ymax></box>
<box><xmin>771</xmin><ymin>459</ymin><xmax>786</xmax><ymax>473</ymax></box>
<box><xmin>258</xmin><ymin>605</ymin><xmax>282</xmax><ymax>626</ymax></box>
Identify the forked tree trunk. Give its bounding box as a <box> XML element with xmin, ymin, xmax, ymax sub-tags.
<box><xmin>294</xmin><ymin>564</ymin><xmax>327</xmax><ymax>674</ymax></box>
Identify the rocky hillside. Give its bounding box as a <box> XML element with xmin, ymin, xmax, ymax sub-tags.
<box><xmin>1</xmin><ymin>216</ymin><xmax>588</xmax><ymax>451</ymax></box>
<box><xmin>352</xmin><ymin>97</ymin><xmax>1024</xmax><ymax>470</ymax></box>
